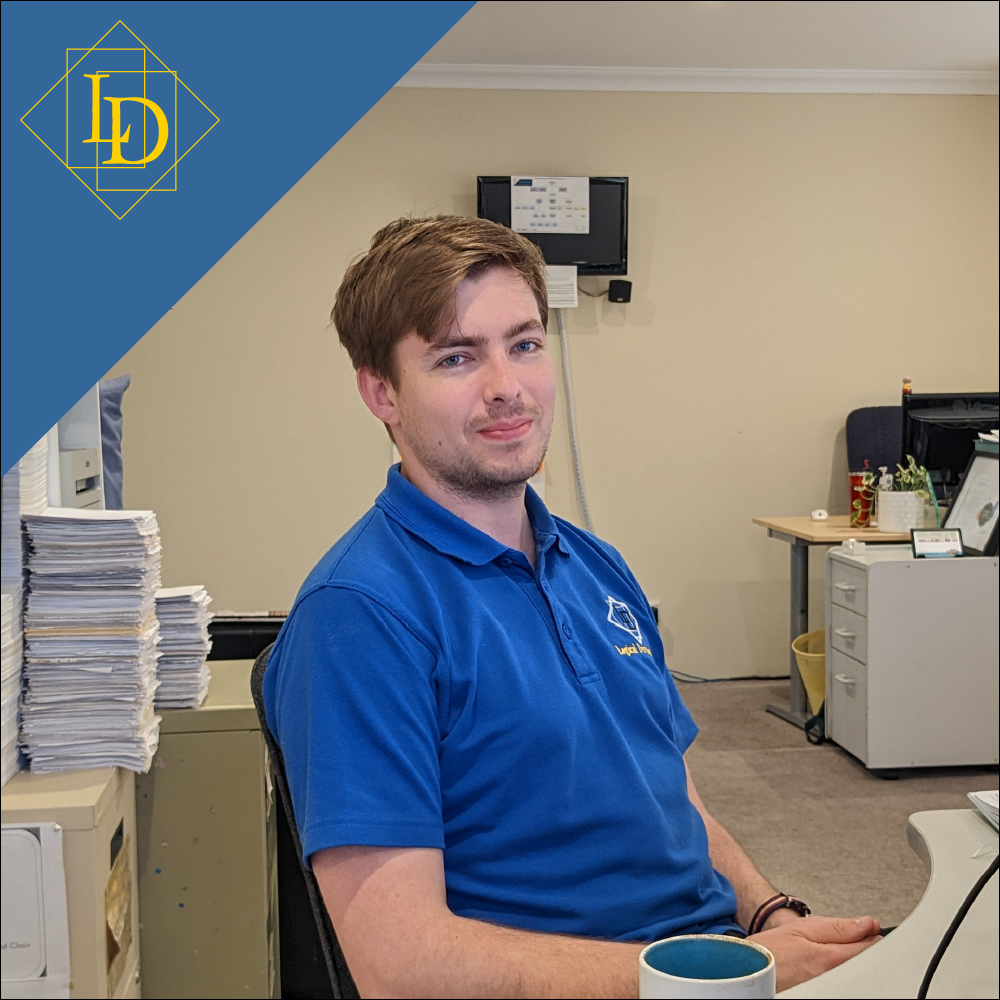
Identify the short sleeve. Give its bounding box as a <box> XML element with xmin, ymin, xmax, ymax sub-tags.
<box><xmin>264</xmin><ymin>585</ymin><xmax>444</xmax><ymax>861</ymax></box>
<box><xmin>661</xmin><ymin>669</ymin><xmax>699</xmax><ymax>753</ymax></box>
<box><xmin>597</xmin><ymin>537</ymin><xmax>700</xmax><ymax>753</ymax></box>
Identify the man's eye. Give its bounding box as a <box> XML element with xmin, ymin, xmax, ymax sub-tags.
<box><xmin>441</xmin><ymin>354</ymin><xmax>464</xmax><ymax>368</ymax></box>
<box><xmin>513</xmin><ymin>340</ymin><xmax>538</xmax><ymax>353</ymax></box>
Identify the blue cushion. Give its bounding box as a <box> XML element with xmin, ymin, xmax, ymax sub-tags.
<box><xmin>99</xmin><ymin>374</ymin><xmax>130</xmax><ymax>509</ymax></box>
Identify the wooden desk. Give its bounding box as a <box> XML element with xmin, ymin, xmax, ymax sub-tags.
<box><xmin>781</xmin><ymin>809</ymin><xmax>999</xmax><ymax>998</ymax></box>
<box><xmin>752</xmin><ymin>516</ymin><xmax>909</xmax><ymax>728</ymax></box>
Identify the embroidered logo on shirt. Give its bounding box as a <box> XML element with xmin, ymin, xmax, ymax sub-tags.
<box><xmin>606</xmin><ymin>596</ymin><xmax>642</xmax><ymax>643</ymax></box>
<box><xmin>606</xmin><ymin>597</ymin><xmax>653</xmax><ymax>656</ymax></box>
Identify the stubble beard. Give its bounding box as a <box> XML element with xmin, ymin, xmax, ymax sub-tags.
<box><xmin>406</xmin><ymin>404</ymin><xmax>548</xmax><ymax>504</ymax></box>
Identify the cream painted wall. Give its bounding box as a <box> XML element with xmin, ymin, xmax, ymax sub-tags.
<box><xmin>107</xmin><ymin>88</ymin><xmax>998</xmax><ymax>679</ymax></box>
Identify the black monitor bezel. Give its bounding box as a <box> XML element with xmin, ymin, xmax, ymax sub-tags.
<box><xmin>476</xmin><ymin>176</ymin><xmax>628</xmax><ymax>276</ymax></box>
<box><xmin>900</xmin><ymin>391</ymin><xmax>1000</xmax><ymax>503</ymax></box>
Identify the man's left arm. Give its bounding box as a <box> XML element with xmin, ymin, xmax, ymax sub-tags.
<box><xmin>683</xmin><ymin>761</ymin><xmax>797</xmax><ymax>931</ymax></box>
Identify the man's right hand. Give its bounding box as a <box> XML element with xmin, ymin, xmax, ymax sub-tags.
<box><xmin>750</xmin><ymin>915</ymin><xmax>882</xmax><ymax>992</ymax></box>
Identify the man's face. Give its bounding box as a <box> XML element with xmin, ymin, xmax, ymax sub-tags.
<box><xmin>389</xmin><ymin>267</ymin><xmax>555</xmax><ymax>501</ymax></box>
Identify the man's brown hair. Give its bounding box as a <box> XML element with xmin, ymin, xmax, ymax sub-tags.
<box><xmin>332</xmin><ymin>215</ymin><xmax>549</xmax><ymax>385</ymax></box>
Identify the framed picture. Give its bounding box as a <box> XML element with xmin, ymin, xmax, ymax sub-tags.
<box><xmin>910</xmin><ymin>528</ymin><xmax>964</xmax><ymax>558</ymax></box>
<box><xmin>943</xmin><ymin>452</ymin><xmax>999</xmax><ymax>556</ymax></box>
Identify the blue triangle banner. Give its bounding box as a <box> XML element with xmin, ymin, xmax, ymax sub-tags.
<box><xmin>1</xmin><ymin>0</ymin><xmax>475</xmax><ymax>474</ymax></box>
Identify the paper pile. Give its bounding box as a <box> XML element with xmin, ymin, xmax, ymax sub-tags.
<box><xmin>154</xmin><ymin>586</ymin><xmax>213</xmax><ymax>708</ymax></box>
<box><xmin>1</xmin><ymin>466</ymin><xmax>21</xmax><ymax>593</ymax></box>
<box><xmin>20</xmin><ymin>509</ymin><xmax>162</xmax><ymax>773</ymax></box>
<box><xmin>968</xmin><ymin>790</ymin><xmax>999</xmax><ymax>830</ymax></box>
<box><xmin>2</xmin><ymin>466</ymin><xmax>24</xmax><ymax>787</ymax></box>
<box><xmin>19</xmin><ymin>435</ymin><xmax>49</xmax><ymax>516</ymax></box>
<box><xmin>1</xmin><ymin>592</ymin><xmax>22</xmax><ymax>786</ymax></box>
<box><xmin>0</xmin><ymin>439</ymin><xmax>51</xmax><ymax>787</ymax></box>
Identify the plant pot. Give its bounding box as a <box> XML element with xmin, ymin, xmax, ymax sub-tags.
<box><xmin>877</xmin><ymin>491</ymin><xmax>924</xmax><ymax>533</ymax></box>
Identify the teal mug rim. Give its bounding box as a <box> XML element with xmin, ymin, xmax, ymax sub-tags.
<box><xmin>639</xmin><ymin>934</ymin><xmax>774</xmax><ymax>984</ymax></box>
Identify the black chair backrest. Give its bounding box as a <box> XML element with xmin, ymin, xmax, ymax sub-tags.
<box><xmin>846</xmin><ymin>406</ymin><xmax>902</xmax><ymax>473</ymax></box>
<box><xmin>250</xmin><ymin>644</ymin><xmax>360</xmax><ymax>999</ymax></box>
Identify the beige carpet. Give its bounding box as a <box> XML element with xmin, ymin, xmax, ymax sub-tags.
<box><xmin>681</xmin><ymin>680</ymin><xmax>999</xmax><ymax>928</ymax></box>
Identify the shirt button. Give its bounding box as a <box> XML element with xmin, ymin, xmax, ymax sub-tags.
<box><xmin>561</xmin><ymin>623</ymin><xmax>572</xmax><ymax>639</ymax></box>
<box><xmin>499</xmin><ymin>557</ymin><xmax>511</xmax><ymax>567</ymax></box>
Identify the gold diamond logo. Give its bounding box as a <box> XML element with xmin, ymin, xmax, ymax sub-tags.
<box><xmin>21</xmin><ymin>21</ymin><xmax>219</xmax><ymax>219</ymax></box>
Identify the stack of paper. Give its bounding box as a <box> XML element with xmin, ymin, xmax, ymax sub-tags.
<box><xmin>1</xmin><ymin>465</ymin><xmax>25</xmax><ymax>788</ymax></box>
<box><xmin>968</xmin><ymin>790</ymin><xmax>999</xmax><ymax>830</ymax></box>
<box><xmin>1</xmin><ymin>592</ymin><xmax>22</xmax><ymax>786</ymax></box>
<box><xmin>1</xmin><ymin>466</ymin><xmax>21</xmax><ymax>592</ymax></box>
<box><xmin>154</xmin><ymin>586</ymin><xmax>213</xmax><ymax>708</ymax></box>
<box><xmin>19</xmin><ymin>436</ymin><xmax>49</xmax><ymax>516</ymax></box>
<box><xmin>20</xmin><ymin>509</ymin><xmax>162</xmax><ymax>773</ymax></box>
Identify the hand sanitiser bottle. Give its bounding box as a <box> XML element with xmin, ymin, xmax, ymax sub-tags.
<box><xmin>872</xmin><ymin>466</ymin><xmax>892</xmax><ymax>527</ymax></box>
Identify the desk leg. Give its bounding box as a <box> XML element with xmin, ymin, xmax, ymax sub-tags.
<box><xmin>766</xmin><ymin>540</ymin><xmax>810</xmax><ymax>729</ymax></box>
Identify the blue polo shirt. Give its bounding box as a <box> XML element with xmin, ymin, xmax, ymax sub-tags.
<box><xmin>264</xmin><ymin>467</ymin><xmax>739</xmax><ymax>941</ymax></box>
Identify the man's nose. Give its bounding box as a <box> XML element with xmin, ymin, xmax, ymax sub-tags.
<box><xmin>483</xmin><ymin>351</ymin><xmax>521</xmax><ymax>403</ymax></box>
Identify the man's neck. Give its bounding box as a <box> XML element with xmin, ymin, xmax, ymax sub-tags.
<box><xmin>400</xmin><ymin>461</ymin><xmax>537</xmax><ymax>568</ymax></box>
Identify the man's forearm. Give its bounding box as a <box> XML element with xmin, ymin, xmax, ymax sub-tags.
<box><xmin>684</xmin><ymin>763</ymin><xmax>778</xmax><ymax>929</ymax></box>
<box><xmin>359</xmin><ymin>913</ymin><xmax>644</xmax><ymax>1000</ymax></box>
<box><xmin>699</xmin><ymin>809</ymin><xmax>778</xmax><ymax>930</ymax></box>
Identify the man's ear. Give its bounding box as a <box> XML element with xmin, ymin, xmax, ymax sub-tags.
<box><xmin>356</xmin><ymin>368</ymin><xmax>398</xmax><ymax>428</ymax></box>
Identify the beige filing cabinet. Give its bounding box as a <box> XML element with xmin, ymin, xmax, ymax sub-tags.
<box><xmin>1</xmin><ymin>767</ymin><xmax>141</xmax><ymax>999</ymax></box>
<box><xmin>135</xmin><ymin>660</ymin><xmax>278</xmax><ymax>999</ymax></box>
<box><xmin>825</xmin><ymin>545</ymin><xmax>1000</xmax><ymax>771</ymax></box>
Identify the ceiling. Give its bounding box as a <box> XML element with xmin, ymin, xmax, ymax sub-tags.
<box><xmin>402</xmin><ymin>1</ymin><xmax>999</xmax><ymax>93</ymax></box>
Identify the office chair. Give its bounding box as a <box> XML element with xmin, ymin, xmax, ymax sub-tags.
<box><xmin>846</xmin><ymin>406</ymin><xmax>902</xmax><ymax>473</ymax></box>
<box><xmin>250</xmin><ymin>645</ymin><xmax>360</xmax><ymax>1000</ymax></box>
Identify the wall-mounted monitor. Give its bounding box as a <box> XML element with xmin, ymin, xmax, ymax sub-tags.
<box><xmin>477</xmin><ymin>176</ymin><xmax>628</xmax><ymax>276</ymax></box>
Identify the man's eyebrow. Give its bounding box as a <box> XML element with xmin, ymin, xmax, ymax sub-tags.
<box><xmin>427</xmin><ymin>331</ymin><xmax>489</xmax><ymax>352</ymax></box>
<box><xmin>502</xmin><ymin>319</ymin><xmax>545</xmax><ymax>340</ymax></box>
<box><xmin>427</xmin><ymin>319</ymin><xmax>544</xmax><ymax>353</ymax></box>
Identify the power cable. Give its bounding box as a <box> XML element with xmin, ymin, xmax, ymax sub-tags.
<box><xmin>556</xmin><ymin>308</ymin><xmax>594</xmax><ymax>533</ymax></box>
<box><xmin>916</xmin><ymin>854</ymin><xmax>998</xmax><ymax>999</ymax></box>
<box><xmin>670</xmin><ymin>672</ymin><xmax>788</xmax><ymax>684</ymax></box>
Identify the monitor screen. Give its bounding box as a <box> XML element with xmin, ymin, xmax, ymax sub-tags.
<box><xmin>943</xmin><ymin>452</ymin><xmax>999</xmax><ymax>556</ymax></box>
<box><xmin>477</xmin><ymin>176</ymin><xmax>628</xmax><ymax>275</ymax></box>
<box><xmin>901</xmin><ymin>392</ymin><xmax>1000</xmax><ymax>503</ymax></box>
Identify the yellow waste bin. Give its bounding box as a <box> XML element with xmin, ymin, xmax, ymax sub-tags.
<box><xmin>792</xmin><ymin>629</ymin><xmax>826</xmax><ymax>716</ymax></box>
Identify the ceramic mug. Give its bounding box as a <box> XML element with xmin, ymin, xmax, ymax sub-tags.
<box><xmin>638</xmin><ymin>934</ymin><xmax>776</xmax><ymax>999</ymax></box>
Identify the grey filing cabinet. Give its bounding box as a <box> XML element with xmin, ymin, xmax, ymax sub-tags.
<box><xmin>825</xmin><ymin>545</ymin><xmax>999</xmax><ymax>770</ymax></box>
<box><xmin>1</xmin><ymin>767</ymin><xmax>141</xmax><ymax>999</ymax></box>
<box><xmin>135</xmin><ymin>661</ymin><xmax>279</xmax><ymax>998</ymax></box>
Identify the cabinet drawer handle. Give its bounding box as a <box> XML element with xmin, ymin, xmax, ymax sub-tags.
<box><xmin>834</xmin><ymin>628</ymin><xmax>856</xmax><ymax>639</ymax></box>
<box><xmin>834</xmin><ymin>583</ymin><xmax>857</xmax><ymax>592</ymax></box>
<box><xmin>834</xmin><ymin>673</ymin><xmax>856</xmax><ymax>686</ymax></box>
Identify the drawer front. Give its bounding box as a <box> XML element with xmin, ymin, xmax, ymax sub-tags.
<box><xmin>830</xmin><ymin>604</ymin><xmax>867</xmax><ymax>663</ymax></box>
<box><xmin>828</xmin><ymin>650</ymin><xmax>868</xmax><ymax>762</ymax></box>
<box><xmin>830</xmin><ymin>561</ymin><xmax>867</xmax><ymax>616</ymax></box>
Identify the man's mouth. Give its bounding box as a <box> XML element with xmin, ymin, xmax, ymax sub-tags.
<box><xmin>476</xmin><ymin>418</ymin><xmax>533</xmax><ymax>442</ymax></box>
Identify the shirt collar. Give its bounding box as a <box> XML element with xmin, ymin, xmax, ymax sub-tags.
<box><xmin>524</xmin><ymin>480</ymin><xmax>571</xmax><ymax>557</ymax></box>
<box><xmin>375</xmin><ymin>465</ymin><xmax>569</xmax><ymax>566</ymax></box>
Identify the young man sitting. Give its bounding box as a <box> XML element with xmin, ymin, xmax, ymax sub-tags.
<box><xmin>264</xmin><ymin>215</ymin><xmax>881</xmax><ymax>998</ymax></box>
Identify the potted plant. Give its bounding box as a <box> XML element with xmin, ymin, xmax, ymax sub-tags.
<box><xmin>877</xmin><ymin>455</ymin><xmax>941</xmax><ymax>532</ymax></box>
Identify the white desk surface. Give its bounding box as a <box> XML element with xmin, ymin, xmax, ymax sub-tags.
<box><xmin>780</xmin><ymin>809</ymin><xmax>999</xmax><ymax>999</ymax></box>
